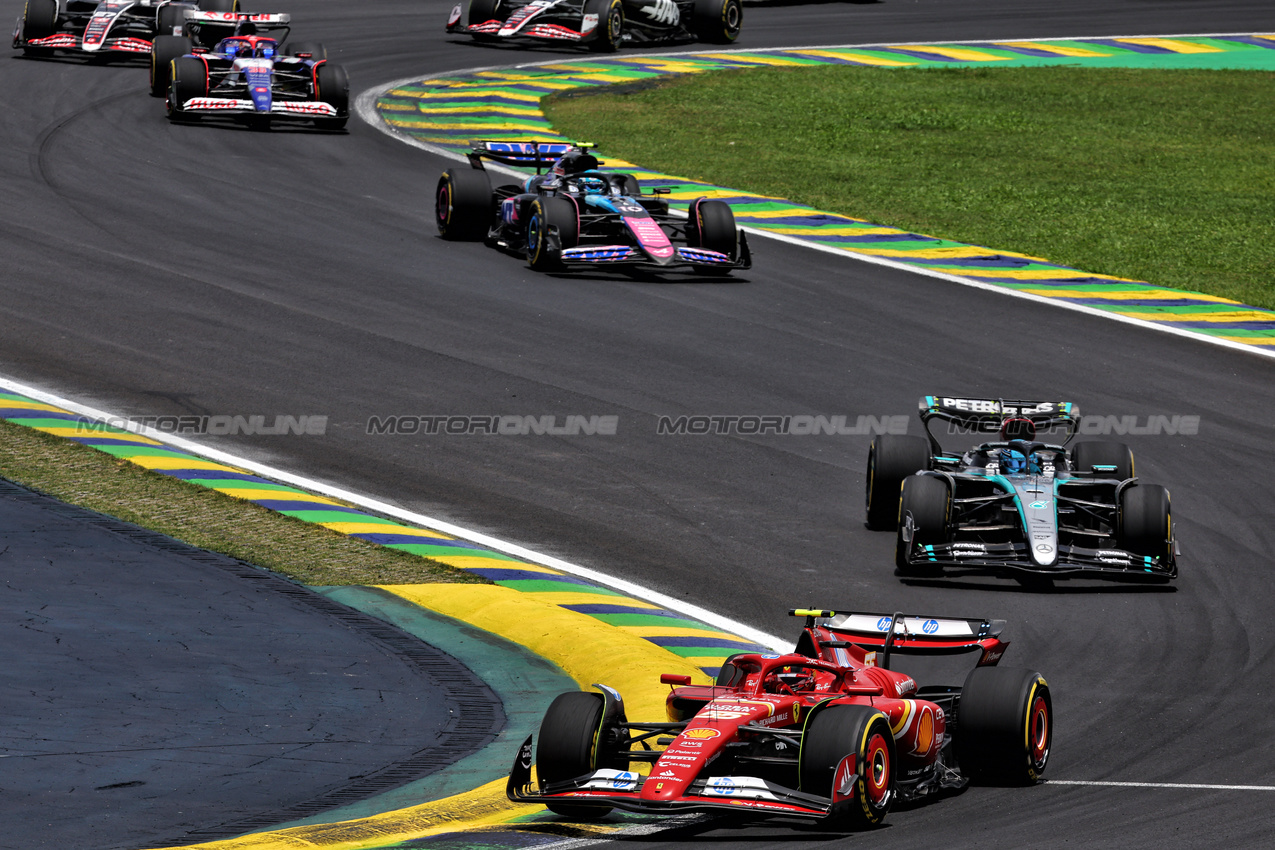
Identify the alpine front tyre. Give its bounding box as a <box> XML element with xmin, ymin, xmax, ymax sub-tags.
<box><xmin>436</xmin><ymin>167</ymin><xmax>493</xmax><ymax>241</ymax></box>
<box><xmin>526</xmin><ymin>196</ymin><xmax>578</xmax><ymax>271</ymax></box>
<box><xmin>865</xmin><ymin>434</ymin><xmax>930</xmax><ymax>530</ymax></box>
<box><xmin>799</xmin><ymin>704</ymin><xmax>894</xmax><ymax>829</ymax></box>
<box><xmin>691</xmin><ymin>0</ymin><xmax>742</xmax><ymax>45</ymax></box>
<box><xmin>955</xmin><ymin>667</ymin><xmax>1051</xmax><ymax>785</ymax></box>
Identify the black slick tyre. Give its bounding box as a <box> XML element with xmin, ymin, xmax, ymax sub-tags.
<box><xmin>21</xmin><ymin>0</ymin><xmax>57</xmax><ymax>53</ymax></box>
<box><xmin>583</xmin><ymin>0</ymin><xmax>622</xmax><ymax>53</ymax></box>
<box><xmin>687</xmin><ymin>198</ymin><xmax>737</xmax><ymax>258</ymax></box>
<box><xmin>799</xmin><ymin>704</ymin><xmax>894</xmax><ymax>829</ymax></box>
<box><xmin>955</xmin><ymin>667</ymin><xmax>1051</xmax><ymax>785</ymax></box>
<box><xmin>436</xmin><ymin>167</ymin><xmax>493</xmax><ymax>241</ymax></box>
<box><xmin>691</xmin><ymin>0</ymin><xmax>742</xmax><ymax>45</ymax></box>
<box><xmin>536</xmin><ymin>691</ymin><xmax>618</xmax><ymax>819</ymax></box>
<box><xmin>150</xmin><ymin>35</ymin><xmax>192</xmax><ymax>97</ymax></box>
<box><xmin>865</xmin><ymin>434</ymin><xmax>930</xmax><ymax>530</ymax></box>
<box><xmin>1118</xmin><ymin>484</ymin><xmax>1172</xmax><ymax>559</ymax></box>
<box><xmin>467</xmin><ymin>0</ymin><xmax>505</xmax><ymax>40</ymax></box>
<box><xmin>895</xmin><ymin>474</ymin><xmax>949</xmax><ymax>575</ymax></box>
<box><xmin>1071</xmin><ymin>441</ymin><xmax>1134</xmax><ymax>480</ymax></box>
<box><xmin>167</xmin><ymin>56</ymin><xmax>207</xmax><ymax>122</ymax></box>
<box><xmin>155</xmin><ymin>3</ymin><xmax>187</xmax><ymax>38</ymax></box>
<box><xmin>526</xmin><ymin>196</ymin><xmax>578</xmax><ymax>271</ymax></box>
<box><xmin>314</xmin><ymin>62</ymin><xmax>349</xmax><ymax>130</ymax></box>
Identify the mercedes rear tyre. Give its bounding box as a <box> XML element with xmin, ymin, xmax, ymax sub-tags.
<box><xmin>537</xmin><ymin>691</ymin><xmax>621</xmax><ymax>819</ymax></box>
<box><xmin>150</xmin><ymin>35</ymin><xmax>192</xmax><ymax>97</ymax></box>
<box><xmin>865</xmin><ymin>434</ymin><xmax>930</xmax><ymax>530</ymax></box>
<box><xmin>526</xmin><ymin>196</ymin><xmax>578</xmax><ymax>271</ymax></box>
<box><xmin>799</xmin><ymin>704</ymin><xmax>894</xmax><ymax>829</ymax></box>
<box><xmin>691</xmin><ymin>0</ymin><xmax>742</xmax><ymax>45</ymax></box>
<box><xmin>1071</xmin><ymin>441</ymin><xmax>1134</xmax><ymax>480</ymax></box>
<box><xmin>436</xmin><ymin>167</ymin><xmax>493</xmax><ymax>241</ymax></box>
<box><xmin>955</xmin><ymin>667</ymin><xmax>1051</xmax><ymax>785</ymax></box>
<box><xmin>314</xmin><ymin>62</ymin><xmax>349</xmax><ymax>130</ymax></box>
<box><xmin>1118</xmin><ymin>483</ymin><xmax>1172</xmax><ymax>559</ymax></box>
<box><xmin>582</xmin><ymin>0</ymin><xmax>623</xmax><ymax>53</ymax></box>
<box><xmin>896</xmin><ymin>474</ymin><xmax>949</xmax><ymax>575</ymax></box>
<box><xmin>167</xmin><ymin>56</ymin><xmax>207</xmax><ymax>122</ymax></box>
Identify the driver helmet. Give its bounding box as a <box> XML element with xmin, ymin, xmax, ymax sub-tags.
<box><xmin>575</xmin><ymin>176</ymin><xmax>607</xmax><ymax>195</ymax></box>
<box><xmin>998</xmin><ymin>447</ymin><xmax>1030</xmax><ymax>475</ymax></box>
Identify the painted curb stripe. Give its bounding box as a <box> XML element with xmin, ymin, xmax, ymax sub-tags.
<box><xmin>373</xmin><ymin>34</ymin><xmax>1275</xmax><ymax>353</ymax></box>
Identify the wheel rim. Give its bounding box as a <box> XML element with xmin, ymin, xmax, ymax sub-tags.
<box><xmin>723</xmin><ymin>0</ymin><xmax>741</xmax><ymax>34</ymax></box>
<box><xmin>437</xmin><ymin>183</ymin><xmax>451</xmax><ymax>228</ymax></box>
<box><xmin>528</xmin><ymin>212</ymin><xmax>542</xmax><ymax>256</ymax></box>
<box><xmin>607</xmin><ymin>6</ymin><xmax>622</xmax><ymax>42</ymax></box>
<box><xmin>1028</xmin><ymin>694</ymin><xmax>1050</xmax><ymax>769</ymax></box>
<box><xmin>863</xmin><ymin>731</ymin><xmax>891</xmax><ymax>808</ymax></box>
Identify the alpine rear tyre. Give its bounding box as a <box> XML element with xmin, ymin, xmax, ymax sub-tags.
<box><xmin>955</xmin><ymin>667</ymin><xmax>1051</xmax><ymax>785</ymax></box>
<box><xmin>436</xmin><ymin>167</ymin><xmax>493</xmax><ymax>241</ymax></box>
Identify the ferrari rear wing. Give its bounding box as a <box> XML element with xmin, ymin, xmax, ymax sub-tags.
<box><xmin>466</xmin><ymin>139</ymin><xmax>590</xmax><ymax>173</ymax></box>
<box><xmin>791</xmin><ymin>609</ymin><xmax>1009</xmax><ymax>668</ymax></box>
<box><xmin>918</xmin><ymin>395</ymin><xmax>1079</xmax><ymax>452</ymax></box>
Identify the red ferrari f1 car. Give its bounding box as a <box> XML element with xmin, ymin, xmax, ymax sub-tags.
<box><xmin>508</xmin><ymin>608</ymin><xmax>1051</xmax><ymax>828</ymax></box>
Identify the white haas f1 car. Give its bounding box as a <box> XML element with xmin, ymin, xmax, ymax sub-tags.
<box><xmin>163</xmin><ymin>28</ymin><xmax>349</xmax><ymax>130</ymax></box>
<box><xmin>508</xmin><ymin>609</ymin><xmax>1051</xmax><ymax>829</ymax></box>
<box><xmin>13</xmin><ymin>0</ymin><xmax>236</xmax><ymax>57</ymax></box>
<box><xmin>447</xmin><ymin>0</ymin><xmax>741</xmax><ymax>52</ymax></box>
<box><xmin>867</xmin><ymin>396</ymin><xmax>1178</xmax><ymax>582</ymax></box>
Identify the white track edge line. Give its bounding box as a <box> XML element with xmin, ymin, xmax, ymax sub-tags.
<box><xmin>354</xmin><ymin>37</ymin><xmax>1275</xmax><ymax>364</ymax></box>
<box><xmin>1045</xmin><ymin>780</ymin><xmax>1275</xmax><ymax>791</ymax></box>
<box><xmin>0</xmin><ymin>374</ymin><xmax>790</xmax><ymax>652</ymax></box>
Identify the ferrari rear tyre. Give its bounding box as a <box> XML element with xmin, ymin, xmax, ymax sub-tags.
<box><xmin>955</xmin><ymin>667</ymin><xmax>1051</xmax><ymax>785</ymax></box>
<box><xmin>584</xmin><ymin>0</ymin><xmax>623</xmax><ymax>53</ymax></box>
<box><xmin>691</xmin><ymin>0</ymin><xmax>742</xmax><ymax>45</ymax></box>
<box><xmin>799</xmin><ymin>705</ymin><xmax>894</xmax><ymax>829</ymax></box>
<box><xmin>895</xmin><ymin>474</ymin><xmax>949</xmax><ymax>575</ymax></box>
<box><xmin>197</xmin><ymin>0</ymin><xmax>238</xmax><ymax>12</ymax></box>
<box><xmin>537</xmin><ymin>691</ymin><xmax>618</xmax><ymax>819</ymax></box>
<box><xmin>436</xmin><ymin>167</ymin><xmax>493</xmax><ymax>241</ymax></box>
<box><xmin>526</xmin><ymin>196</ymin><xmax>578</xmax><ymax>271</ymax></box>
<box><xmin>865</xmin><ymin>434</ymin><xmax>930</xmax><ymax>530</ymax></box>
<box><xmin>287</xmin><ymin>40</ymin><xmax>327</xmax><ymax>60</ymax></box>
<box><xmin>1118</xmin><ymin>483</ymin><xmax>1172</xmax><ymax>559</ymax></box>
<box><xmin>167</xmin><ymin>56</ymin><xmax>207</xmax><ymax>122</ymax></box>
<box><xmin>150</xmin><ymin>35</ymin><xmax>192</xmax><ymax>97</ymax></box>
<box><xmin>1071</xmin><ymin>441</ymin><xmax>1134</xmax><ymax>480</ymax></box>
<box><xmin>21</xmin><ymin>0</ymin><xmax>58</xmax><ymax>48</ymax></box>
<box><xmin>314</xmin><ymin>62</ymin><xmax>349</xmax><ymax>130</ymax></box>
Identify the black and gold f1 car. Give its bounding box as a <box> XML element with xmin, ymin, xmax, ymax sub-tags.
<box><xmin>866</xmin><ymin>396</ymin><xmax>1178</xmax><ymax>582</ymax></box>
<box><xmin>446</xmin><ymin>0</ymin><xmax>741</xmax><ymax>52</ymax></box>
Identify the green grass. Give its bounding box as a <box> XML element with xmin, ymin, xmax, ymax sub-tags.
<box><xmin>544</xmin><ymin>66</ymin><xmax>1275</xmax><ymax>308</ymax></box>
<box><xmin>0</xmin><ymin>418</ymin><xmax>486</xmax><ymax>587</ymax></box>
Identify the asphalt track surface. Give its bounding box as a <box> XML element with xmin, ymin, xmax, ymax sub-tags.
<box><xmin>0</xmin><ymin>478</ymin><xmax>501</xmax><ymax>850</ymax></box>
<box><xmin>3</xmin><ymin>0</ymin><xmax>1275</xmax><ymax>847</ymax></box>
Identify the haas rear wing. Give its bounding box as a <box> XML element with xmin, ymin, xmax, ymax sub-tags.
<box><xmin>466</xmin><ymin>140</ymin><xmax>589</xmax><ymax>173</ymax></box>
<box><xmin>182</xmin><ymin>11</ymin><xmax>292</xmax><ymax>25</ymax></box>
<box><xmin>791</xmin><ymin>608</ymin><xmax>1009</xmax><ymax>668</ymax></box>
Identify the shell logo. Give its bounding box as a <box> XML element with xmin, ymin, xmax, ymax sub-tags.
<box><xmin>683</xmin><ymin>728</ymin><xmax>721</xmax><ymax>740</ymax></box>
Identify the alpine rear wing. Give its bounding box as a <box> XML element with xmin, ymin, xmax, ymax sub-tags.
<box><xmin>465</xmin><ymin>140</ymin><xmax>591</xmax><ymax>174</ymax></box>
<box><xmin>918</xmin><ymin>395</ymin><xmax>1079</xmax><ymax>452</ymax></box>
<box><xmin>791</xmin><ymin>608</ymin><xmax>1009</xmax><ymax>668</ymax></box>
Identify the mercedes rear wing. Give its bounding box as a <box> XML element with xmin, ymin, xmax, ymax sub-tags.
<box><xmin>918</xmin><ymin>395</ymin><xmax>1079</xmax><ymax>452</ymax></box>
<box><xmin>791</xmin><ymin>608</ymin><xmax>1009</xmax><ymax>668</ymax></box>
<box><xmin>465</xmin><ymin>139</ymin><xmax>593</xmax><ymax>174</ymax></box>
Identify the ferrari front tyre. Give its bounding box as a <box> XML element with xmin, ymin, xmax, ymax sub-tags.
<box><xmin>1118</xmin><ymin>483</ymin><xmax>1172</xmax><ymax>560</ymax></box>
<box><xmin>526</xmin><ymin>196</ymin><xmax>578</xmax><ymax>271</ymax></box>
<box><xmin>150</xmin><ymin>35</ymin><xmax>192</xmax><ymax>97</ymax></box>
<box><xmin>895</xmin><ymin>474</ymin><xmax>949</xmax><ymax>575</ymax></box>
<box><xmin>799</xmin><ymin>704</ymin><xmax>894</xmax><ymax>829</ymax></box>
<box><xmin>436</xmin><ymin>168</ymin><xmax>493</xmax><ymax>241</ymax></box>
<box><xmin>584</xmin><ymin>0</ymin><xmax>623</xmax><ymax>53</ymax></box>
<box><xmin>691</xmin><ymin>0</ymin><xmax>742</xmax><ymax>45</ymax></box>
<box><xmin>167</xmin><ymin>56</ymin><xmax>207</xmax><ymax>122</ymax></box>
<box><xmin>287</xmin><ymin>40</ymin><xmax>328</xmax><ymax>60</ymax></box>
<box><xmin>537</xmin><ymin>691</ymin><xmax>618</xmax><ymax>819</ymax></box>
<box><xmin>196</xmin><ymin>0</ymin><xmax>239</xmax><ymax>12</ymax></box>
<box><xmin>314</xmin><ymin>62</ymin><xmax>349</xmax><ymax>130</ymax></box>
<box><xmin>865</xmin><ymin>433</ymin><xmax>930</xmax><ymax>530</ymax></box>
<box><xmin>955</xmin><ymin>667</ymin><xmax>1051</xmax><ymax>785</ymax></box>
<box><xmin>21</xmin><ymin>0</ymin><xmax>58</xmax><ymax>47</ymax></box>
<box><xmin>1071</xmin><ymin>440</ymin><xmax>1134</xmax><ymax>480</ymax></box>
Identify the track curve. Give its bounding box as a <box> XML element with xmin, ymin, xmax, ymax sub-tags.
<box><xmin>3</xmin><ymin>1</ymin><xmax>1275</xmax><ymax>847</ymax></box>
